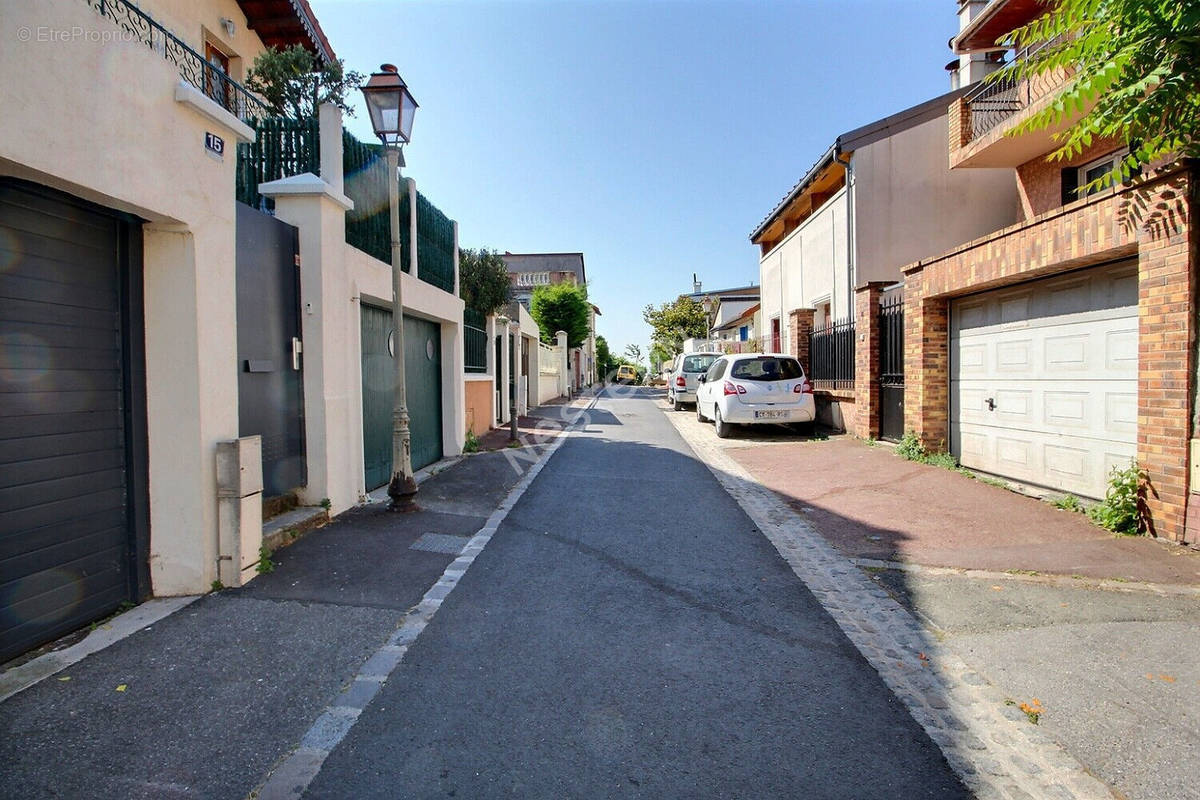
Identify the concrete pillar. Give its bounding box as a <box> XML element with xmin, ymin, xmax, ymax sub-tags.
<box><xmin>556</xmin><ymin>330</ymin><xmax>569</xmax><ymax>398</ymax></box>
<box><xmin>499</xmin><ymin>320</ymin><xmax>512</xmax><ymax>423</ymax></box>
<box><xmin>259</xmin><ymin>173</ymin><xmax>357</xmax><ymax>514</ymax></box>
<box><xmin>215</xmin><ymin>436</ymin><xmax>263</xmax><ymax>587</ymax></box>
<box><xmin>318</xmin><ymin>103</ymin><xmax>343</xmax><ymax>192</ymax></box>
<box><xmin>406</xmin><ymin>177</ymin><xmax>418</xmax><ymax>280</ymax></box>
<box><xmin>854</xmin><ymin>282</ymin><xmax>891</xmax><ymax>439</ymax></box>
<box><xmin>788</xmin><ymin>308</ymin><xmax>815</xmax><ymax>376</ymax></box>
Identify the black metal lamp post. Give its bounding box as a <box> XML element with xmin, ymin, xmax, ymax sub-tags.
<box><xmin>361</xmin><ymin>64</ymin><xmax>420</xmax><ymax>511</ymax></box>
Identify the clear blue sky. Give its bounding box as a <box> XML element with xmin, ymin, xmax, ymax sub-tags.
<box><xmin>310</xmin><ymin>0</ymin><xmax>958</xmax><ymax>359</ymax></box>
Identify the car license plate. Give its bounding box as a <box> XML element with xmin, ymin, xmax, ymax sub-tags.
<box><xmin>755</xmin><ymin>410</ymin><xmax>790</xmax><ymax>420</ymax></box>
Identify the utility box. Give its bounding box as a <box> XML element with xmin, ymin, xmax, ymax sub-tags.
<box><xmin>216</xmin><ymin>436</ymin><xmax>264</xmax><ymax>586</ymax></box>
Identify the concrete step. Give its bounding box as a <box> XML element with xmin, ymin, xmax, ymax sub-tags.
<box><xmin>262</xmin><ymin>506</ymin><xmax>328</xmax><ymax>552</ymax></box>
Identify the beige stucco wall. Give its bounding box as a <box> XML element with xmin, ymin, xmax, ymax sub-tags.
<box><xmin>0</xmin><ymin>0</ymin><xmax>274</xmax><ymax>595</ymax></box>
<box><xmin>852</xmin><ymin>113</ymin><xmax>1017</xmax><ymax>282</ymax></box>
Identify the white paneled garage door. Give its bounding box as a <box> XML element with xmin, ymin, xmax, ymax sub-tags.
<box><xmin>950</xmin><ymin>261</ymin><xmax>1138</xmax><ymax>500</ymax></box>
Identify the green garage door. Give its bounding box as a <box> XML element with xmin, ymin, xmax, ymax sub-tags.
<box><xmin>361</xmin><ymin>305</ymin><xmax>443</xmax><ymax>490</ymax></box>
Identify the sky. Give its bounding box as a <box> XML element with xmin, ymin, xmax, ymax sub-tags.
<box><xmin>310</xmin><ymin>0</ymin><xmax>959</xmax><ymax>358</ymax></box>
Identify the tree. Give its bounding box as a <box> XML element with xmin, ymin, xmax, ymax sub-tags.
<box><xmin>530</xmin><ymin>283</ymin><xmax>590</xmax><ymax>348</ymax></box>
<box><xmin>458</xmin><ymin>248</ymin><xmax>511</xmax><ymax>314</ymax></box>
<box><xmin>643</xmin><ymin>296</ymin><xmax>709</xmax><ymax>356</ymax></box>
<box><xmin>624</xmin><ymin>344</ymin><xmax>644</xmax><ymax>366</ymax></box>
<box><xmin>245</xmin><ymin>45</ymin><xmax>364</xmax><ymax>120</ymax></box>
<box><xmin>998</xmin><ymin>0</ymin><xmax>1200</xmax><ymax>191</ymax></box>
<box><xmin>595</xmin><ymin>335</ymin><xmax>615</xmax><ymax>377</ymax></box>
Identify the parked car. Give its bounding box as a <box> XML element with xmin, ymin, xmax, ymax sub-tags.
<box><xmin>695</xmin><ymin>353</ymin><xmax>815</xmax><ymax>438</ymax></box>
<box><xmin>667</xmin><ymin>351</ymin><xmax>721</xmax><ymax>410</ymax></box>
<box><xmin>615</xmin><ymin>364</ymin><xmax>638</xmax><ymax>385</ymax></box>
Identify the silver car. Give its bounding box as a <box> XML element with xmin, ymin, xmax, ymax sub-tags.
<box><xmin>667</xmin><ymin>351</ymin><xmax>721</xmax><ymax>410</ymax></box>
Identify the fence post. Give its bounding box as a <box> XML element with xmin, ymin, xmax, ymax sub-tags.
<box><xmin>788</xmin><ymin>309</ymin><xmax>815</xmax><ymax>375</ymax></box>
<box><xmin>452</xmin><ymin>220</ymin><xmax>460</xmax><ymax>297</ymax></box>
<box><xmin>318</xmin><ymin>103</ymin><xmax>343</xmax><ymax>192</ymax></box>
<box><xmin>406</xmin><ymin>177</ymin><xmax>419</xmax><ymax>280</ymax></box>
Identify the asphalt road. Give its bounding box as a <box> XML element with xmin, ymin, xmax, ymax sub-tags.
<box><xmin>307</xmin><ymin>387</ymin><xmax>969</xmax><ymax>799</ymax></box>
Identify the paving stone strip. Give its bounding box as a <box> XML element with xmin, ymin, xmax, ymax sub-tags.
<box><xmin>249</xmin><ymin>395</ymin><xmax>598</xmax><ymax>800</ymax></box>
<box><xmin>663</xmin><ymin>411</ymin><xmax>1116</xmax><ymax>800</ymax></box>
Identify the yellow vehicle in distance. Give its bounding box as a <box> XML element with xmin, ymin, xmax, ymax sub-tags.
<box><xmin>614</xmin><ymin>365</ymin><xmax>638</xmax><ymax>385</ymax></box>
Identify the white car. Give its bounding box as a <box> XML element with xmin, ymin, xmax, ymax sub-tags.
<box><xmin>667</xmin><ymin>351</ymin><xmax>721</xmax><ymax>410</ymax></box>
<box><xmin>695</xmin><ymin>353</ymin><xmax>816</xmax><ymax>438</ymax></box>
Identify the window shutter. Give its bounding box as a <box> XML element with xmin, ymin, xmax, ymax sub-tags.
<box><xmin>1061</xmin><ymin>167</ymin><xmax>1079</xmax><ymax>206</ymax></box>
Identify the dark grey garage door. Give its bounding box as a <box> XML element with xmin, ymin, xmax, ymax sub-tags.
<box><xmin>0</xmin><ymin>180</ymin><xmax>148</xmax><ymax>664</ymax></box>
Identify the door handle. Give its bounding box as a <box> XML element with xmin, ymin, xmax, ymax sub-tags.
<box><xmin>292</xmin><ymin>337</ymin><xmax>303</xmax><ymax>371</ymax></box>
<box><xmin>986</xmin><ymin>397</ymin><xmax>995</xmax><ymax>411</ymax></box>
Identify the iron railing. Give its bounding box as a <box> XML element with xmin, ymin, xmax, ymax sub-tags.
<box><xmin>808</xmin><ymin>316</ymin><xmax>855</xmax><ymax>390</ymax></box>
<box><xmin>879</xmin><ymin>291</ymin><xmax>904</xmax><ymax>389</ymax></box>
<box><xmin>464</xmin><ymin>307</ymin><xmax>488</xmax><ymax>373</ymax></box>
<box><xmin>963</xmin><ymin>38</ymin><xmax>1057</xmax><ymax>142</ymax></box>
<box><xmin>85</xmin><ymin>0</ymin><xmax>269</xmax><ymax>122</ymax></box>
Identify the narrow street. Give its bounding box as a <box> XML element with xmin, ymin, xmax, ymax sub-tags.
<box><xmin>302</xmin><ymin>387</ymin><xmax>967</xmax><ymax>799</ymax></box>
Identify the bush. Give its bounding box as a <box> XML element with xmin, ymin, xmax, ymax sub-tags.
<box><xmin>1087</xmin><ymin>461</ymin><xmax>1144</xmax><ymax>535</ymax></box>
<box><xmin>895</xmin><ymin>432</ymin><xmax>928</xmax><ymax>462</ymax></box>
<box><xmin>1052</xmin><ymin>494</ymin><xmax>1084</xmax><ymax>513</ymax></box>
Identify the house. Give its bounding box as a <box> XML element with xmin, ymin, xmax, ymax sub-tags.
<box><xmin>501</xmin><ymin>252</ymin><xmax>598</xmax><ymax>392</ymax></box>
<box><xmin>878</xmin><ymin>0</ymin><xmax>1197</xmax><ymax>543</ymax></box>
<box><xmin>0</xmin><ymin>0</ymin><xmax>468</xmax><ymax>662</ymax></box>
<box><xmin>711</xmin><ymin>303</ymin><xmax>761</xmax><ymax>352</ymax></box>
<box><xmin>750</xmin><ymin>88</ymin><xmax>1019</xmax><ymax>431</ymax></box>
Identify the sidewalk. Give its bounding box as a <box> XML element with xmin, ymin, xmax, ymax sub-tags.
<box><xmin>664</xmin><ymin>402</ymin><xmax>1200</xmax><ymax>800</ymax></box>
<box><xmin>0</xmin><ymin>416</ymin><xmax>571</xmax><ymax>798</ymax></box>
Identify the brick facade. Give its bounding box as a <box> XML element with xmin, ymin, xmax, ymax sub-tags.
<box><xmin>1016</xmin><ymin>136</ymin><xmax>1125</xmax><ymax>219</ymax></box>
<box><xmin>853</xmin><ymin>282</ymin><xmax>891</xmax><ymax>439</ymax></box>
<box><xmin>788</xmin><ymin>308</ymin><xmax>814</xmax><ymax>373</ymax></box>
<box><xmin>901</xmin><ymin>164</ymin><xmax>1197</xmax><ymax>543</ymax></box>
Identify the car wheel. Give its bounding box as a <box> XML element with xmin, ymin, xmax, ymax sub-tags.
<box><xmin>696</xmin><ymin>400</ymin><xmax>706</xmax><ymax>423</ymax></box>
<box><xmin>667</xmin><ymin>393</ymin><xmax>675</xmax><ymax>408</ymax></box>
<box><xmin>714</xmin><ymin>407</ymin><xmax>731</xmax><ymax>439</ymax></box>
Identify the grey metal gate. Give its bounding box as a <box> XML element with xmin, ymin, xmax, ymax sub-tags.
<box><xmin>235</xmin><ymin>204</ymin><xmax>305</xmax><ymax>497</ymax></box>
<box><xmin>879</xmin><ymin>291</ymin><xmax>905</xmax><ymax>442</ymax></box>
<box><xmin>0</xmin><ymin>180</ymin><xmax>149</xmax><ymax>663</ymax></box>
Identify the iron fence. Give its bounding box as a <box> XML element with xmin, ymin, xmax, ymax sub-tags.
<box><xmin>963</xmin><ymin>38</ymin><xmax>1058</xmax><ymax>142</ymax></box>
<box><xmin>85</xmin><ymin>0</ymin><xmax>268</xmax><ymax>123</ymax></box>
<box><xmin>236</xmin><ymin>117</ymin><xmax>320</xmax><ymax>209</ymax></box>
<box><xmin>464</xmin><ymin>307</ymin><xmax>488</xmax><ymax>373</ymax></box>
<box><xmin>808</xmin><ymin>316</ymin><xmax>855</xmax><ymax>390</ymax></box>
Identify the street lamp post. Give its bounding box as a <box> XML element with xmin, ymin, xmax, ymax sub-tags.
<box><xmin>361</xmin><ymin>64</ymin><xmax>420</xmax><ymax>512</ymax></box>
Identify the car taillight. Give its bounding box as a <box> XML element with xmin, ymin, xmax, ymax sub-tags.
<box><xmin>676</xmin><ymin>375</ymin><xmax>686</xmax><ymax>387</ymax></box>
<box><xmin>794</xmin><ymin>380</ymin><xmax>813</xmax><ymax>394</ymax></box>
<box><xmin>723</xmin><ymin>381</ymin><xmax>747</xmax><ymax>396</ymax></box>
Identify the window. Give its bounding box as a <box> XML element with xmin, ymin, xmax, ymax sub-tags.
<box><xmin>1065</xmin><ymin>149</ymin><xmax>1128</xmax><ymax>201</ymax></box>
<box><xmin>770</xmin><ymin>317</ymin><xmax>781</xmax><ymax>353</ymax></box>
<box><xmin>730</xmin><ymin>356</ymin><xmax>803</xmax><ymax>382</ymax></box>
<box><xmin>682</xmin><ymin>354</ymin><xmax>717</xmax><ymax>373</ymax></box>
<box><xmin>204</xmin><ymin>42</ymin><xmax>232</xmax><ymax>111</ymax></box>
<box><xmin>706</xmin><ymin>360</ymin><xmax>727</xmax><ymax>382</ymax></box>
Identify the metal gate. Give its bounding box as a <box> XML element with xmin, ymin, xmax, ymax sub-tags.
<box><xmin>0</xmin><ymin>180</ymin><xmax>149</xmax><ymax>663</ymax></box>
<box><xmin>235</xmin><ymin>204</ymin><xmax>305</xmax><ymax>497</ymax></box>
<box><xmin>361</xmin><ymin>305</ymin><xmax>444</xmax><ymax>490</ymax></box>
<box><xmin>879</xmin><ymin>290</ymin><xmax>905</xmax><ymax>442</ymax></box>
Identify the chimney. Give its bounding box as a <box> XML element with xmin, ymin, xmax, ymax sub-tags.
<box><xmin>692</xmin><ymin>273</ymin><xmax>702</xmax><ymax>294</ymax></box>
<box><xmin>955</xmin><ymin>0</ymin><xmax>1004</xmax><ymax>88</ymax></box>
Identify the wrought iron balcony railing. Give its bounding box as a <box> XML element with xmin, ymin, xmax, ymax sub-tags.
<box><xmin>962</xmin><ymin>38</ymin><xmax>1059</xmax><ymax>143</ymax></box>
<box><xmin>85</xmin><ymin>0</ymin><xmax>269</xmax><ymax>122</ymax></box>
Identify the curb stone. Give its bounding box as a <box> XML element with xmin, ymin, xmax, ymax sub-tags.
<box><xmin>663</xmin><ymin>410</ymin><xmax>1115</xmax><ymax>800</ymax></box>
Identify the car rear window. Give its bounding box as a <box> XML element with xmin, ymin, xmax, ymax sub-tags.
<box><xmin>729</xmin><ymin>357</ymin><xmax>803</xmax><ymax>381</ymax></box>
<box><xmin>682</xmin><ymin>355</ymin><xmax>717</xmax><ymax>373</ymax></box>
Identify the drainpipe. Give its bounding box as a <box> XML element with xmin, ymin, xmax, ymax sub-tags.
<box><xmin>839</xmin><ymin>151</ymin><xmax>857</xmax><ymax>323</ymax></box>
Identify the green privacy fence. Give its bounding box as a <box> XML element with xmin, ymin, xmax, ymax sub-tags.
<box><xmin>236</xmin><ymin>117</ymin><xmax>456</xmax><ymax>295</ymax></box>
<box><xmin>236</xmin><ymin>117</ymin><xmax>320</xmax><ymax>210</ymax></box>
<box><xmin>464</xmin><ymin>307</ymin><xmax>488</xmax><ymax>373</ymax></box>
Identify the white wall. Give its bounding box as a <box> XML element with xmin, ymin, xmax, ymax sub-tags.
<box><xmin>758</xmin><ymin>188</ymin><xmax>850</xmax><ymax>355</ymax></box>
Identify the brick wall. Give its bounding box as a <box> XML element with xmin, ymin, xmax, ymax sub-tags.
<box><xmin>901</xmin><ymin>164</ymin><xmax>1196</xmax><ymax>542</ymax></box>
<box><xmin>788</xmin><ymin>309</ymin><xmax>814</xmax><ymax>373</ymax></box>
<box><xmin>1016</xmin><ymin>136</ymin><xmax>1125</xmax><ymax>219</ymax></box>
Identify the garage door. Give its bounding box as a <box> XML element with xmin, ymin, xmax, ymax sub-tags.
<box><xmin>0</xmin><ymin>181</ymin><xmax>146</xmax><ymax>663</ymax></box>
<box><xmin>361</xmin><ymin>306</ymin><xmax>444</xmax><ymax>491</ymax></box>
<box><xmin>950</xmin><ymin>261</ymin><xmax>1138</xmax><ymax>500</ymax></box>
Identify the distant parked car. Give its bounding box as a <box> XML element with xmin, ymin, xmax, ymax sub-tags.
<box><xmin>667</xmin><ymin>351</ymin><xmax>721</xmax><ymax>410</ymax></box>
<box><xmin>614</xmin><ymin>364</ymin><xmax>638</xmax><ymax>385</ymax></box>
<box><xmin>695</xmin><ymin>353</ymin><xmax>815</xmax><ymax>438</ymax></box>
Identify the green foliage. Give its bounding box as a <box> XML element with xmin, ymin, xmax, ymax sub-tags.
<box><xmin>464</xmin><ymin>430</ymin><xmax>480</xmax><ymax>454</ymax></box>
<box><xmin>319</xmin><ymin>497</ymin><xmax>332</xmax><ymax>511</ymax></box>
<box><xmin>210</xmin><ymin>580</ymin><xmax>225</xmax><ymax>592</ymax></box>
<box><xmin>925</xmin><ymin>451</ymin><xmax>960</xmax><ymax>471</ymax></box>
<box><xmin>996</xmin><ymin>0</ymin><xmax>1200</xmax><ymax>192</ymax></box>
<box><xmin>245</xmin><ymin>45</ymin><xmax>364</xmax><ymax>120</ymax></box>
<box><xmin>624</xmin><ymin>344</ymin><xmax>644</xmax><ymax>365</ymax></box>
<box><xmin>895</xmin><ymin>432</ymin><xmax>929</xmax><ymax>462</ymax></box>
<box><xmin>256</xmin><ymin>546</ymin><xmax>276</xmax><ymax>575</ymax></box>
<box><xmin>458</xmin><ymin>248</ymin><xmax>511</xmax><ymax>314</ymax></box>
<box><xmin>595</xmin><ymin>336</ymin><xmax>616</xmax><ymax>377</ymax></box>
<box><xmin>1087</xmin><ymin>460</ymin><xmax>1144</xmax><ymax>535</ymax></box>
<box><xmin>530</xmin><ymin>283</ymin><xmax>591</xmax><ymax>348</ymax></box>
<box><xmin>643</xmin><ymin>296</ymin><xmax>708</xmax><ymax>356</ymax></box>
<box><xmin>1052</xmin><ymin>494</ymin><xmax>1085</xmax><ymax>513</ymax></box>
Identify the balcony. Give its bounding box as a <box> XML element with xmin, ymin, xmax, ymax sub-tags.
<box><xmin>950</xmin><ymin>42</ymin><xmax>1077</xmax><ymax>169</ymax></box>
<box><xmin>85</xmin><ymin>0</ymin><xmax>269</xmax><ymax>123</ymax></box>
